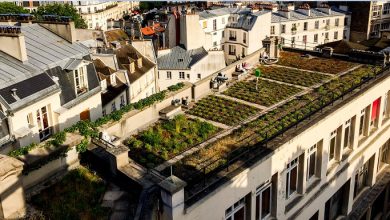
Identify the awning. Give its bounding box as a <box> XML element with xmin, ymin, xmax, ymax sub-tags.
<box><xmin>372</xmin><ymin>98</ymin><xmax>381</xmax><ymax>121</ymax></box>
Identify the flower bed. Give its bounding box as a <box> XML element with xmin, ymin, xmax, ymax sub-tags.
<box><xmin>222</xmin><ymin>79</ymin><xmax>302</xmax><ymax>106</ymax></box>
<box><xmin>125</xmin><ymin>115</ymin><xmax>220</xmax><ymax>168</ymax></box>
<box><xmin>278</xmin><ymin>51</ymin><xmax>358</xmax><ymax>74</ymax></box>
<box><xmin>187</xmin><ymin>95</ymin><xmax>258</xmax><ymax>126</ymax></box>
<box><xmin>257</xmin><ymin>65</ymin><xmax>331</xmax><ymax>87</ymax></box>
<box><xmin>31</xmin><ymin>167</ymin><xmax>109</xmax><ymax>220</ymax></box>
<box><xmin>168</xmin><ymin>65</ymin><xmax>380</xmax><ymax>186</ymax></box>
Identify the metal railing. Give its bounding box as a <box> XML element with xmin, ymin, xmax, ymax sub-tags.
<box><xmin>177</xmin><ymin>65</ymin><xmax>390</xmax><ymax>206</ymax></box>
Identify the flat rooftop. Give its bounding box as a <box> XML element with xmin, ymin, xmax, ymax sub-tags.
<box><xmin>124</xmin><ymin>51</ymin><xmax>387</xmax><ymax>206</ymax></box>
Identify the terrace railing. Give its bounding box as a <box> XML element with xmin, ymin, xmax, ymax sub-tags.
<box><xmin>177</xmin><ymin>65</ymin><xmax>390</xmax><ymax>207</ymax></box>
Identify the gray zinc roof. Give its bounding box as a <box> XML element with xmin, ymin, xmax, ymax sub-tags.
<box><xmin>226</xmin><ymin>10</ymin><xmax>270</xmax><ymax>31</ymax></box>
<box><xmin>271</xmin><ymin>8</ymin><xmax>346</xmax><ymax>23</ymax></box>
<box><xmin>157</xmin><ymin>46</ymin><xmax>208</xmax><ymax>70</ymax></box>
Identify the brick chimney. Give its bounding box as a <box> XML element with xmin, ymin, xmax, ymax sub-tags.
<box><xmin>297</xmin><ymin>3</ymin><xmax>311</xmax><ymax>16</ymax></box>
<box><xmin>0</xmin><ymin>26</ymin><xmax>28</xmax><ymax>62</ymax></box>
<box><xmin>34</xmin><ymin>15</ymin><xmax>76</xmax><ymax>43</ymax></box>
<box><xmin>318</xmin><ymin>3</ymin><xmax>332</xmax><ymax>14</ymax></box>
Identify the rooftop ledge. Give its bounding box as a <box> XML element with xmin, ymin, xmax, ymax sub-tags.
<box><xmin>162</xmin><ymin>57</ymin><xmax>388</xmax><ymax>207</ymax></box>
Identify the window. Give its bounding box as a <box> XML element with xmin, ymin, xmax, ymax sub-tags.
<box><xmin>242</xmin><ymin>47</ymin><xmax>245</xmax><ymax>56</ymax></box>
<box><xmin>222</xmin><ymin>31</ymin><xmax>225</xmax><ymax>38</ymax></box>
<box><xmin>303</xmin><ymin>35</ymin><xmax>307</xmax><ymax>43</ymax></box>
<box><xmin>111</xmin><ymin>102</ymin><xmax>116</xmax><ymax>112</ymax></box>
<box><xmin>304</xmin><ymin>22</ymin><xmax>308</xmax><ymax>31</ymax></box>
<box><xmin>213</xmin><ymin>19</ymin><xmax>217</xmax><ymax>31</ymax></box>
<box><xmin>197</xmin><ymin>73</ymin><xmax>201</xmax><ymax>79</ymax></box>
<box><xmin>329</xmin><ymin>130</ymin><xmax>337</xmax><ymax>162</ymax></box>
<box><xmin>213</xmin><ymin>41</ymin><xmax>217</xmax><ymax>46</ymax></box>
<box><xmin>281</xmin><ymin>24</ymin><xmax>286</xmax><ymax>34</ymax></box>
<box><xmin>384</xmin><ymin>3</ymin><xmax>390</xmax><ymax>15</ymax></box>
<box><xmin>378</xmin><ymin>142</ymin><xmax>389</xmax><ymax>170</ymax></box>
<box><xmin>359</xmin><ymin>109</ymin><xmax>366</xmax><ymax>137</ymax></box>
<box><xmin>229</xmin><ymin>30</ymin><xmax>236</xmax><ymax>41</ymax></box>
<box><xmin>372</xmin><ymin>5</ymin><xmax>381</xmax><ymax>18</ymax></box>
<box><xmin>371</xmin><ymin>98</ymin><xmax>381</xmax><ymax>127</ymax></box>
<box><xmin>102</xmin><ymin>109</ymin><xmax>106</xmax><ymax>116</ymax></box>
<box><xmin>334</xmin><ymin>31</ymin><xmax>338</xmax><ymax>40</ymax></box>
<box><xmin>37</xmin><ymin>106</ymin><xmax>51</xmax><ymax>141</ymax></box>
<box><xmin>344</xmin><ymin>119</ymin><xmax>352</xmax><ymax>149</ymax></box>
<box><xmin>335</xmin><ymin>18</ymin><xmax>339</xmax><ymax>27</ymax></box>
<box><xmin>179</xmin><ymin>72</ymin><xmax>185</xmax><ymax>79</ymax></box>
<box><xmin>325</xmin><ymin>182</ymin><xmax>348</xmax><ymax>220</ymax></box>
<box><xmin>354</xmin><ymin>161</ymin><xmax>369</xmax><ymax>198</ymax></box>
<box><xmin>202</xmin><ymin>21</ymin><xmax>207</xmax><ymax>29</ymax></box>
<box><xmin>120</xmin><ymin>95</ymin><xmax>125</xmax><ymax>107</ymax></box>
<box><xmin>229</xmin><ymin>45</ymin><xmax>236</xmax><ymax>55</ymax></box>
<box><xmin>291</xmin><ymin>23</ymin><xmax>297</xmax><ymax>33</ymax></box>
<box><xmin>225</xmin><ymin>197</ymin><xmax>246</xmax><ymax>220</ymax></box>
<box><xmin>271</xmin><ymin>26</ymin><xmax>275</xmax><ymax>34</ymax></box>
<box><xmin>286</xmin><ymin>157</ymin><xmax>299</xmax><ymax>198</ymax></box>
<box><xmin>75</xmin><ymin>66</ymin><xmax>87</xmax><ymax>95</ymax></box>
<box><xmin>186</xmin><ymin>74</ymin><xmax>190</xmax><ymax>79</ymax></box>
<box><xmin>256</xmin><ymin>181</ymin><xmax>272</xmax><ymax>220</ymax></box>
<box><xmin>87</xmin><ymin>7</ymin><xmax>90</xmax><ymax>13</ymax></box>
<box><xmin>315</xmin><ymin>21</ymin><xmax>319</xmax><ymax>29</ymax></box>
<box><xmin>243</xmin><ymin>32</ymin><xmax>247</xmax><ymax>44</ymax></box>
<box><xmin>167</xmin><ymin>71</ymin><xmax>172</xmax><ymax>79</ymax></box>
<box><xmin>344</xmin><ymin>17</ymin><xmax>348</xmax><ymax>26</ymax></box>
<box><xmin>326</xmin><ymin>19</ymin><xmax>330</xmax><ymax>26</ymax></box>
<box><xmin>27</xmin><ymin>112</ymin><xmax>33</xmax><ymax>127</ymax></box>
<box><xmin>314</xmin><ymin>34</ymin><xmax>318</xmax><ymax>43</ymax></box>
<box><xmin>307</xmin><ymin>144</ymin><xmax>317</xmax><ymax>181</ymax></box>
<box><xmin>325</xmin><ymin>32</ymin><xmax>329</xmax><ymax>40</ymax></box>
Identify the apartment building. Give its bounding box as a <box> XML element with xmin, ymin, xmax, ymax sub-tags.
<box><xmin>157</xmin><ymin>46</ymin><xmax>225</xmax><ymax>91</ymax></box>
<box><xmin>72</xmin><ymin>1</ymin><xmax>135</xmax><ymax>31</ymax></box>
<box><xmin>269</xmin><ymin>4</ymin><xmax>350</xmax><ymax>50</ymax></box>
<box><xmin>148</xmin><ymin>53</ymin><xmax>390</xmax><ymax>220</ymax></box>
<box><xmin>0</xmin><ymin>20</ymin><xmax>102</xmax><ymax>151</ymax></box>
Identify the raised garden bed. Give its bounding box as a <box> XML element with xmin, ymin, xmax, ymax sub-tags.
<box><xmin>222</xmin><ymin>79</ymin><xmax>302</xmax><ymax>106</ymax></box>
<box><xmin>187</xmin><ymin>95</ymin><xmax>258</xmax><ymax>126</ymax></box>
<box><xmin>31</xmin><ymin>167</ymin><xmax>109</xmax><ymax>220</ymax></box>
<box><xmin>125</xmin><ymin>115</ymin><xmax>220</xmax><ymax>168</ymax></box>
<box><xmin>278</xmin><ymin>51</ymin><xmax>358</xmax><ymax>74</ymax></box>
<box><xmin>257</xmin><ymin>65</ymin><xmax>331</xmax><ymax>87</ymax></box>
<box><xmin>166</xmin><ymin>65</ymin><xmax>381</xmax><ymax>192</ymax></box>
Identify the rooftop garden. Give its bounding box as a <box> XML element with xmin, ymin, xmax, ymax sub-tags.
<box><xmin>222</xmin><ymin>79</ymin><xmax>302</xmax><ymax>106</ymax></box>
<box><xmin>257</xmin><ymin>65</ymin><xmax>331</xmax><ymax>87</ymax></box>
<box><xmin>31</xmin><ymin>167</ymin><xmax>109</xmax><ymax>220</ymax></box>
<box><xmin>165</xmin><ymin>64</ymin><xmax>383</xmax><ymax>198</ymax></box>
<box><xmin>125</xmin><ymin>115</ymin><xmax>220</xmax><ymax>168</ymax></box>
<box><xmin>187</xmin><ymin>95</ymin><xmax>258</xmax><ymax>126</ymax></box>
<box><xmin>278</xmin><ymin>51</ymin><xmax>358</xmax><ymax>74</ymax></box>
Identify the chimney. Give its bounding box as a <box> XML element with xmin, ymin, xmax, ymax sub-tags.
<box><xmin>35</xmin><ymin>15</ymin><xmax>76</xmax><ymax>43</ymax></box>
<box><xmin>278</xmin><ymin>7</ymin><xmax>291</xmax><ymax>19</ymax></box>
<box><xmin>318</xmin><ymin>3</ymin><xmax>331</xmax><ymax>14</ymax></box>
<box><xmin>287</xmin><ymin>4</ymin><xmax>295</xmax><ymax>11</ymax></box>
<box><xmin>297</xmin><ymin>3</ymin><xmax>311</xmax><ymax>16</ymax></box>
<box><xmin>100</xmin><ymin>79</ymin><xmax>107</xmax><ymax>91</ymax></box>
<box><xmin>110</xmin><ymin>74</ymin><xmax>117</xmax><ymax>86</ymax></box>
<box><xmin>11</xmin><ymin>88</ymin><xmax>17</xmax><ymax>97</ymax></box>
<box><xmin>0</xmin><ymin>26</ymin><xmax>28</xmax><ymax>62</ymax></box>
<box><xmin>137</xmin><ymin>57</ymin><xmax>142</xmax><ymax>68</ymax></box>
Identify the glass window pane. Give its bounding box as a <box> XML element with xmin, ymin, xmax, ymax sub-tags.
<box><xmin>261</xmin><ymin>187</ymin><xmax>271</xmax><ymax>218</ymax></box>
<box><xmin>290</xmin><ymin>167</ymin><xmax>297</xmax><ymax>193</ymax></box>
<box><xmin>234</xmin><ymin>207</ymin><xmax>245</xmax><ymax>220</ymax></box>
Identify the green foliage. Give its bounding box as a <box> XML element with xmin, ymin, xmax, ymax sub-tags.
<box><xmin>34</xmin><ymin>3</ymin><xmax>87</xmax><ymax>29</ymax></box>
<box><xmin>8</xmin><ymin>143</ymin><xmax>37</xmax><ymax>157</ymax></box>
<box><xmin>31</xmin><ymin>167</ymin><xmax>110</xmax><ymax>219</ymax></box>
<box><xmin>76</xmin><ymin>139</ymin><xmax>89</xmax><ymax>153</ymax></box>
<box><xmin>48</xmin><ymin>131</ymin><xmax>66</xmax><ymax>147</ymax></box>
<box><xmin>167</xmin><ymin>82</ymin><xmax>185</xmax><ymax>92</ymax></box>
<box><xmin>139</xmin><ymin>2</ymin><xmax>166</xmax><ymax>11</ymax></box>
<box><xmin>0</xmin><ymin>2</ymin><xmax>29</xmax><ymax>14</ymax></box>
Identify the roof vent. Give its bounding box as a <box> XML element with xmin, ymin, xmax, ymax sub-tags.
<box><xmin>11</xmin><ymin>88</ymin><xmax>17</xmax><ymax>97</ymax></box>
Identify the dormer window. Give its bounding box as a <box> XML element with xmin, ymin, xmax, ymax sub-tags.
<box><xmin>74</xmin><ymin>66</ymin><xmax>88</xmax><ymax>95</ymax></box>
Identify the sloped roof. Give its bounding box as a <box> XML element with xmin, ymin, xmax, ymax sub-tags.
<box><xmin>226</xmin><ymin>11</ymin><xmax>269</xmax><ymax>31</ymax></box>
<box><xmin>316</xmin><ymin>40</ymin><xmax>369</xmax><ymax>54</ymax></box>
<box><xmin>271</xmin><ymin>8</ymin><xmax>346</xmax><ymax>23</ymax></box>
<box><xmin>105</xmin><ymin>29</ymin><xmax>129</xmax><ymax>43</ymax></box>
<box><xmin>157</xmin><ymin>46</ymin><xmax>208</xmax><ymax>70</ymax></box>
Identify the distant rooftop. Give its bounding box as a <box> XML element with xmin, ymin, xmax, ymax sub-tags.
<box><xmin>157</xmin><ymin>46</ymin><xmax>208</xmax><ymax>70</ymax></box>
<box><xmin>270</xmin><ymin>8</ymin><xmax>346</xmax><ymax>23</ymax></box>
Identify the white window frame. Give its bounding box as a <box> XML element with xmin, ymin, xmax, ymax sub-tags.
<box><xmin>315</xmin><ymin>20</ymin><xmax>319</xmax><ymax>29</ymax></box>
<box><xmin>286</xmin><ymin>157</ymin><xmax>299</xmax><ymax>199</ymax></box>
<box><xmin>225</xmin><ymin>197</ymin><xmax>246</xmax><ymax>220</ymax></box>
<box><xmin>37</xmin><ymin>106</ymin><xmax>51</xmax><ymax>141</ymax></box>
<box><xmin>329</xmin><ymin>130</ymin><xmax>337</xmax><ymax>162</ymax></box>
<box><xmin>166</xmin><ymin>71</ymin><xmax>172</xmax><ymax>79</ymax></box>
<box><xmin>120</xmin><ymin>95</ymin><xmax>125</xmax><ymax>107</ymax></box>
<box><xmin>307</xmin><ymin>144</ymin><xmax>317</xmax><ymax>181</ymax></box>
<box><xmin>111</xmin><ymin>102</ymin><xmax>116</xmax><ymax>112</ymax></box>
<box><xmin>74</xmin><ymin>65</ymin><xmax>88</xmax><ymax>95</ymax></box>
<box><xmin>256</xmin><ymin>181</ymin><xmax>272</xmax><ymax>220</ymax></box>
<box><xmin>179</xmin><ymin>72</ymin><xmax>185</xmax><ymax>79</ymax></box>
<box><xmin>344</xmin><ymin>119</ymin><xmax>352</xmax><ymax>149</ymax></box>
<box><xmin>359</xmin><ymin>109</ymin><xmax>366</xmax><ymax>137</ymax></box>
<box><xmin>314</xmin><ymin>34</ymin><xmax>318</xmax><ymax>43</ymax></box>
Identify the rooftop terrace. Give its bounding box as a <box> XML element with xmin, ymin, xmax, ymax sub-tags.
<box><xmin>123</xmin><ymin>51</ymin><xmax>387</xmax><ymax>207</ymax></box>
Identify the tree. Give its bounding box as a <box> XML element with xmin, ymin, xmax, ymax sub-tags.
<box><xmin>0</xmin><ymin>2</ymin><xmax>29</xmax><ymax>14</ymax></box>
<box><xmin>35</xmin><ymin>3</ymin><xmax>87</xmax><ymax>29</ymax></box>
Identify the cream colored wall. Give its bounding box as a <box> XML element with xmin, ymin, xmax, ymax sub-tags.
<box><xmin>158</xmin><ymin>50</ymin><xmax>225</xmax><ymax>91</ymax></box>
<box><xmin>273</xmin><ymin>14</ymin><xmax>347</xmax><ymax>49</ymax></box>
<box><xmin>0</xmin><ymin>34</ymin><xmax>28</xmax><ymax>62</ymax></box>
<box><xmin>199</xmin><ymin>14</ymin><xmax>230</xmax><ymax>50</ymax></box>
<box><xmin>57</xmin><ymin>92</ymin><xmax>102</xmax><ymax>131</ymax></box>
<box><xmin>102</xmin><ymin>90</ymin><xmax>127</xmax><ymax>116</ymax></box>
<box><xmin>180</xmin><ymin>14</ymin><xmax>206</xmax><ymax>50</ymax></box>
<box><xmin>170</xmin><ymin>73</ymin><xmax>390</xmax><ymax>220</ymax></box>
<box><xmin>129</xmin><ymin>68</ymin><xmax>156</xmax><ymax>102</ymax></box>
